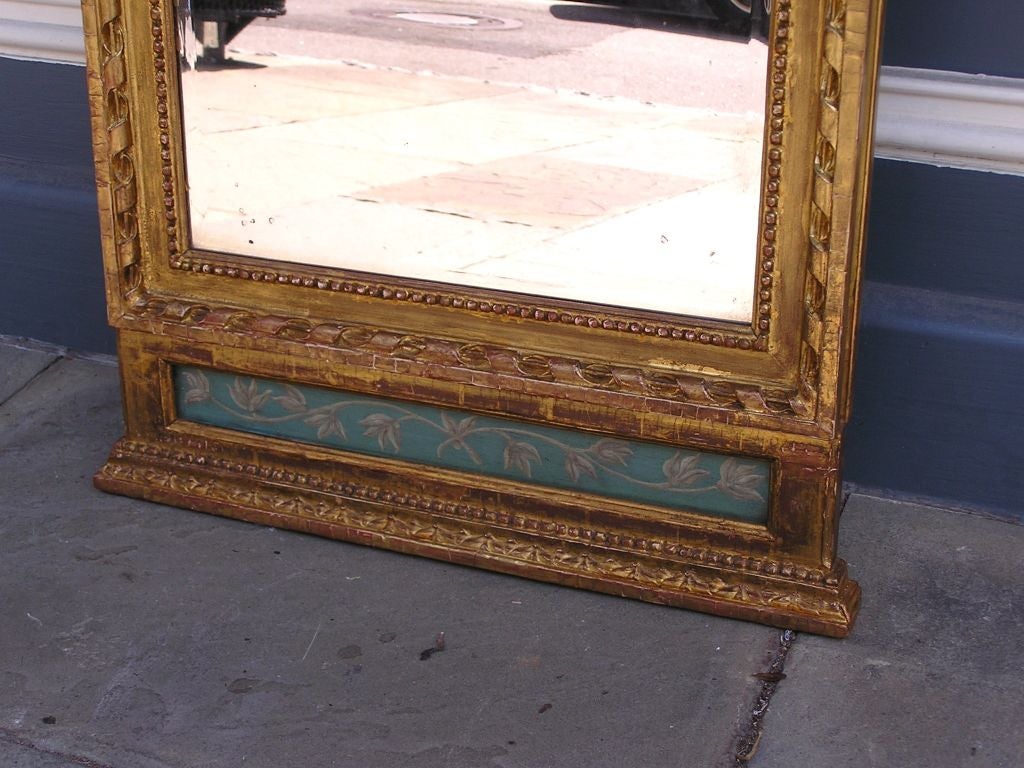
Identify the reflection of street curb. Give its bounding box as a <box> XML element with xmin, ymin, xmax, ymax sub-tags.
<box><xmin>227</xmin><ymin>48</ymin><xmax>755</xmax><ymax>118</ymax></box>
<box><xmin>351</xmin><ymin>7</ymin><xmax>522</xmax><ymax>30</ymax></box>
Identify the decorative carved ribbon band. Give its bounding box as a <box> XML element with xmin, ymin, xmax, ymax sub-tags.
<box><xmin>799</xmin><ymin>0</ymin><xmax>848</xmax><ymax>406</ymax></box>
<box><xmin>129</xmin><ymin>297</ymin><xmax>815</xmax><ymax>418</ymax></box>
<box><xmin>97</xmin><ymin>0</ymin><xmax>140</xmax><ymax>295</ymax></box>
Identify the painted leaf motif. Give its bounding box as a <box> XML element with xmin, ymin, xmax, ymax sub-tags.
<box><xmin>228</xmin><ymin>377</ymin><xmax>273</xmax><ymax>414</ymax></box>
<box><xmin>305</xmin><ymin>411</ymin><xmax>346</xmax><ymax>440</ymax></box>
<box><xmin>274</xmin><ymin>384</ymin><xmax>307</xmax><ymax>413</ymax></box>
<box><xmin>440</xmin><ymin>412</ymin><xmax>457</xmax><ymax>433</ymax></box>
<box><xmin>437</xmin><ymin>436</ymin><xmax>482</xmax><ymax>465</ymax></box>
<box><xmin>437</xmin><ymin>413</ymin><xmax>480</xmax><ymax>464</ymax></box>
<box><xmin>662</xmin><ymin>452</ymin><xmax>709</xmax><ymax>487</ymax></box>
<box><xmin>716</xmin><ymin>458</ymin><xmax>767</xmax><ymax>502</ymax></box>
<box><xmin>503</xmin><ymin>440</ymin><xmax>541</xmax><ymax>477</ymax></box>
<box><xmin>440</xmin><ymin>413</ymin><xmax>477</xmax><ymax>438</ymax></box>
<box><xmin>360</xmin><ymin>413</ymin><xmax>401</xmax><ymax>452</ymax></box>
<box><xmin>590</xmin><ymin>439</ymin><xmax>633</xmax><ymax>466</ymax></box>
<box><xmin>564</xmin><ymin>451</ymin><xmax>598</xmax><ymax>483</ymax></box>
<box><xmin>183</xmin><ymin>371</ymin><xmax>210</xmax><ymax>404</ymax></box>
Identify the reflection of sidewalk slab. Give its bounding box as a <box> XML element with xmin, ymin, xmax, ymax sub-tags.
<box><xmin>358</xmin><ymin>154</ymin><xmax>707</xmax><ymax>228</ymax></box>
<box><xmin>182</xmin><ymin>55</ymin><xmax>763</xmax><ymax>321</ymax></box>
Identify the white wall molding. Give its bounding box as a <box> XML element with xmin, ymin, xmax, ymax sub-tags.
<box><xmin>876</xmin><ymin>67</ymin><xmax>1024</xmax><ymax>176</ymax></box>
<box><xmin>3</xmin><ymin>4</ymin><xmax>1024</xmax><ymax>175</ymax></box>
<box><xmin>0</xmin><ymin>0</ymin><xmax>84</xmax><ymax>64</ymax></box>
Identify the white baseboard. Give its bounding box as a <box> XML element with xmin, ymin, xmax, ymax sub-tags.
<box><xmin>2</xmin><ymin>4</ymin><xmax>1023</xmax><ymax>176</ymax></box>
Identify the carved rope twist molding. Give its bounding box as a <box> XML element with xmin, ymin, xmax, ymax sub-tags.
<box><xmin>796</xmin><ymin>0</ymin><xmax>847</xmax><ymax>407</ymax></box>
<box><xmin>128</xmin><ymin>297</ymin><xmax>804</xmax><ymax>416</ymax></box>
<box><xmin>97</xmin><ymin>0</ymin><xmax>141</xmax><ymax>296</ymax></box>
<box><xmin>108</xmin><ymin>436</ymin><xmax>839</xmax><ymax>587</ymax></box>
<box><xmin>98</xmin><ymin>455</ymin><xmax>843</xmax><ymax>618</ymax></box>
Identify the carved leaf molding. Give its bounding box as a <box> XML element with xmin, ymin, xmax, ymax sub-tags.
<box><xmin>108</xmin><ymin>436</ymin><xmax>840</xmax><ymax>588</ymax></box>
<box><xmin>99</xmin><ymin>450</ymin><xmax>846</xmax><ymax>619</ymax></box>
<box><xmin>127</xmin><ymin>296</ymin><xmax>812</xmax><ymax>418</ymax></box>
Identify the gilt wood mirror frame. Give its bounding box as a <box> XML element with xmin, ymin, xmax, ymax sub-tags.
<box><xmin>82</xmin><ymin>0</ymin><xmax>884</xmax><ymax>636</ymax></box>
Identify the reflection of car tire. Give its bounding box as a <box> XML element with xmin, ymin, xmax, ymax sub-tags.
<box><xmin>709</xmin><ymin>0</ymin><xmax>747</xmax><ymax>29</ymax></box>
<box><xmin>710</xmin><ymin>0</ymin><xmax>771</xmax><ymax>35</ymax></box>
<box><xmin>758</xmin><ymin>0</ymin><xmax>772</xmax><ymax>36</ymax></box>
<box><xmin>193</xmin><ymin>19</ymin><xmax>228</xmax><ymax>63</ymax></box>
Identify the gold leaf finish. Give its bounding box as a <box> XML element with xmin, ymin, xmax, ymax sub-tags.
<box><xmin>81</xmin><ymin>0</ymin><xmax>885</xmax><ymax>636</ymax></box>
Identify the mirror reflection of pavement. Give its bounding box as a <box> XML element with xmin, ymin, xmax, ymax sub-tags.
<box><xmin>238</xmin><ymin>0</ymin><xmax>767</xmax><ymax>112</ymax></box>
<box><xmin>182</xmin><ymin>0</ymin><xmax>767</xmax><ymax>321</ymax></box>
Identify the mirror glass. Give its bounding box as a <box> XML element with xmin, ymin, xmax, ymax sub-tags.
<box><xmin>176</xmin><ymin>0</ymin><xmax>768</xmax><ymax>322</ymax></box>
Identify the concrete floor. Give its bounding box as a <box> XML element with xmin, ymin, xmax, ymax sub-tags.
<box><xmin>2</xmin><ymin>336</ymin><xmax>1023</xmax><ymax>768</ymax></box>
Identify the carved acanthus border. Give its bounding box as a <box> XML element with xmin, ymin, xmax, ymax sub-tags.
<box><xmin>126</xmin><ymin>296</ymin><xmax>810</xmax><ymax>418</ymax></box>
<box><xmin>103</xmin><ymin>455</ymin><xmax>849</xmax><ymax>619</ymax></box>
<box><xmin>103</xmin><ymin>436</ymin><xmax>845</xmax><ymax>599</ymax></box>
<box><xmin>155</xmin><ymin>1</ymin><xmax>803</xmax><ymax>351</ymax></box>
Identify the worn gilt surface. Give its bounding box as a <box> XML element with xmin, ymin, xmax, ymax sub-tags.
<box><xmin>81</xmin><ymin>0</ymin><xmax>885</xmax><ymax>636</ymax></box>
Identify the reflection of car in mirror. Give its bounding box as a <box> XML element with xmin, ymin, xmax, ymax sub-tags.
<box><xmin>709</xmin><ymin>0</ymin><xmax>771</xmax><ymax>35</ymax></box>
<box><xmin>576</xmin><ymin>0</ymin><xmax>772</xmax><ymax>39</ymax></box>
<box><xmin>188</xmin><ymin>0</ymin><xmax>287</xmax><ymax>62</ymax></box>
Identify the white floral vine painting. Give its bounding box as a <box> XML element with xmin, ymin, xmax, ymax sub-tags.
<box><xmin>177</xmin><ymin>368</ymin><xmax>770</xmax><ymax>523</ymax></box>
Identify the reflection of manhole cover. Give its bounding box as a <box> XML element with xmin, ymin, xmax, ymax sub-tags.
<box><xmin>355</xmin><ymin>8</ymin><xmax>522</xmax><ymax>29</ymax></box>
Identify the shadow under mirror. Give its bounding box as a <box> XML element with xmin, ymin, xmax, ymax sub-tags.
<box><xmin>178</xmin><ymin>0</ymin><xmax>768</xmax><ymax>322</ymax></box>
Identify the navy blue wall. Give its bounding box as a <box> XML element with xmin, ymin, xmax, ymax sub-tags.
<box><xmin>849</xmin><ymin>278</ymin><xmax>1024</xmax><ymax>518</ymax></box>
<box><xmin>0</xmin><ymin>58</ymin><xmax>113</xmax><ymax>353</ymax></box>
<box><xmin>844</xmin><ymin>162</ymin><xmax>1024</xmax><ymax>518</ymax></box>
<box><xmin>882</xmin><ymin>2</ymin><xmax>1024</xmax><ymax>78</ymax></box>
<box><xmin>2</xmin><ymin>0</ymin><xmax>1023</xmax><ymax>518</ymax></box>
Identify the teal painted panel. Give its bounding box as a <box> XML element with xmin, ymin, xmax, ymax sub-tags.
<box><xmin>173</xmin><ymin>366</ymin><xmax>770</xmax><ymax>524</ymax></box>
